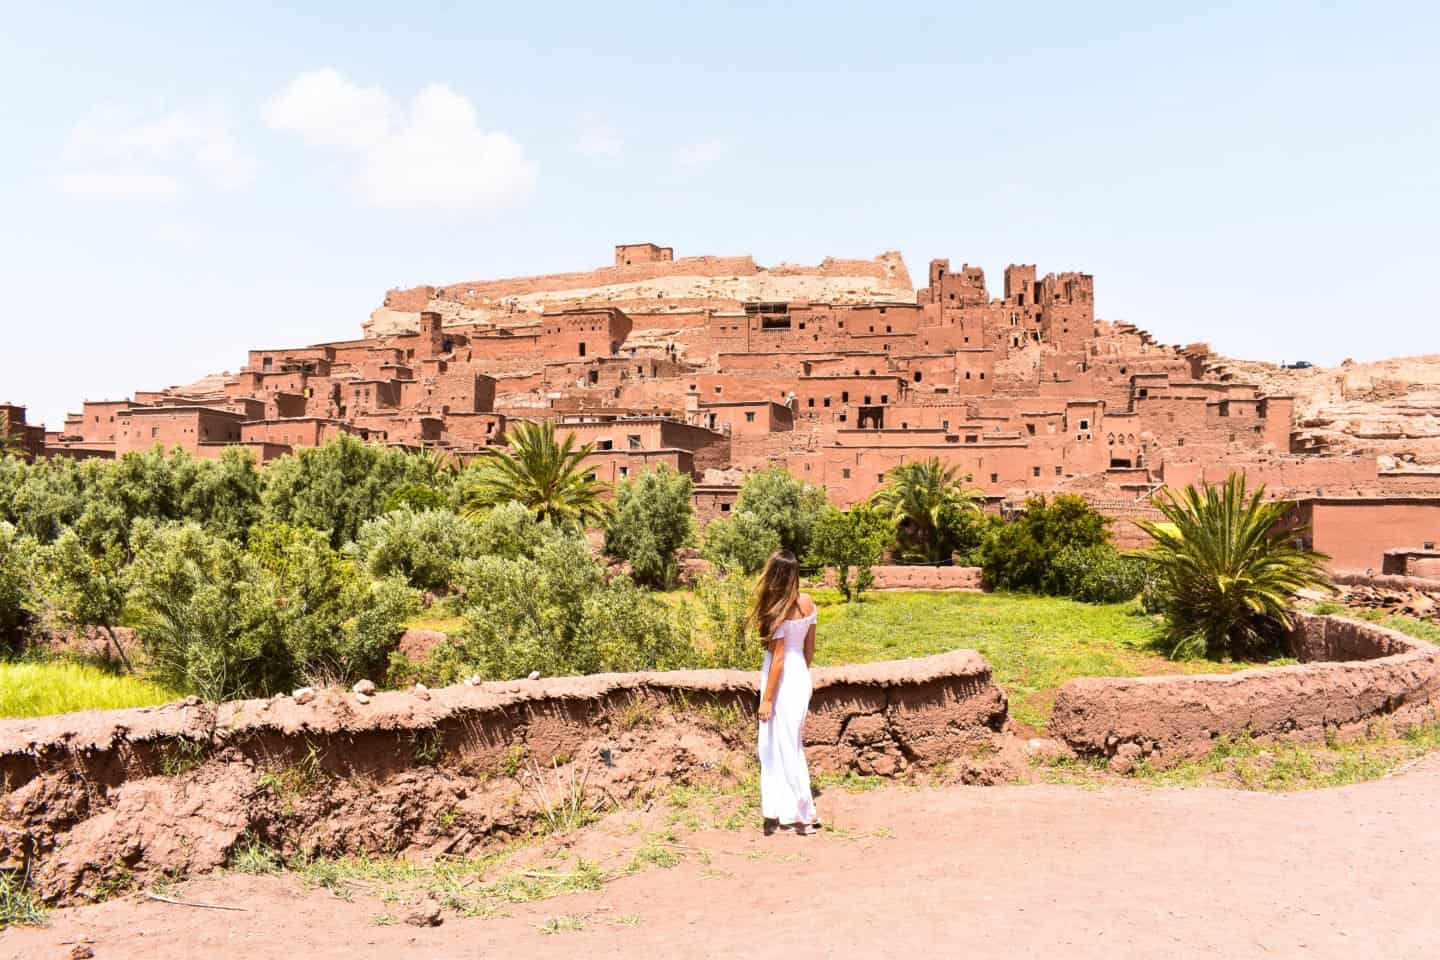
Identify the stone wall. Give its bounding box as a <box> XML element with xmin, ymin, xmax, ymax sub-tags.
<box><xmin>1049</xmin><ymin>613</ymin><xmax>1440</xmax><ymax>769</ymax></box>
<box><xmin>825</xmin><ymin>565</ymin><xmax>984</xmax><ymax>591</ymax></box>
<box><xmin>1</xmin><ymin>651</ymin><xmax>1009</xmax><ymax>903</ymax></box>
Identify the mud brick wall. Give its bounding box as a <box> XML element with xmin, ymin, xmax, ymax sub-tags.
<box><xmin>0</xmin><ymin>651</ymin><xmax>1007</xmax><ymax>903</ymax></box>
<box><xmin>824</xmin><ymin>565</ymin><xmax>985</xmax><ymax>591</ymax></box>
<box><xmin>1049</xmin><ymin>613</ymin><xmax>1440</xmax><ymax>767</ymax></box>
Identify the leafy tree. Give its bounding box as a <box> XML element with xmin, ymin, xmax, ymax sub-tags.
<box><xmin>733</xmin><ymin>467</ymin><xmax>826</xmax><ymax>558</ymax></box>
<box><xmin>978</xmin><ymin>494</ymin><xmax>1112</xmax><ymax>593</ymax></box>
<box><xmin>261</xmin><ymin>435</ymin><xmax>430</xmax><ymax>547</ymax></box>
<box><xmin>5</xmin><ymin>456</ymin><xmax>92</xmax><ymax>542</ymax></box>
<box><xmin>35</xmin><ymin>528</ymin><xmax>133</xmax><ymax>670</ymax></box>
<box><xmin>461</xmin><ymin>420</ymin><xmax>609</xmax><ymax>530</ymax></box>
<box><xmin>603</xmin><ymin>466</ymin><xmax>694</xmax><ymax>588</ymax></box>
<box><xmin>350</xmin><ymin>507</ymin><xmax>486</xmax><ymax>592</ymax></box>
<box><xmin>0</xmin><ymin>522</ymin><xmax>36</xmax><ymax>648</ymax></box>
<box><xmin>868</xmin><ymin>458</ymin><xmax>982</xmax><ymax>563</ymax></box>
<box><xmin>1137</xmin><ymin>475</ymin><xmax>1331</xmax><ymax>659</ymax></box>
<box><xmin>809</xmin><ymin>504</ymin><xmax>893</xmax><ymax>602</ymax></box>
<box><xmin>702</xmin><ymin>511</ymin><xmax>781</xmax><ymax>575</ymax></box>
<box><xmin>382</xmin><ymin>482</ymin><xmax>448</xmax><ymax>514</ymax></box>
<box><xmin>178</xmin><ymin>447</ymin><xmax>262</xmax><ymax>541</ymax></box>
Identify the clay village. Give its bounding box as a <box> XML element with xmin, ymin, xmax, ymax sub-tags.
<box><xmin>5</xmin><ymin>231</ymin><xmax>1440</xmax><ymax>953</ymax></box>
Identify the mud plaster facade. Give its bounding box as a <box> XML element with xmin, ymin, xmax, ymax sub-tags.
<box><xmin>27</xmin><ymin>243</ymin><xmax>1440</xmax><ymax>568</ymax></box>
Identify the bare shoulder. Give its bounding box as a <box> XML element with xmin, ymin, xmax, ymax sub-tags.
<box><xmin>798</xmin><ymin>592</ymin><xmax>817</xmax><ymax>616</ymax></box>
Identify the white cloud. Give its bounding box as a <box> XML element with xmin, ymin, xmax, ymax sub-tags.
<box><xmin>265</xmin><ymin>70</ymin><xmax>535</xmax><ymax>212</ymax></box>
<box><xmin>262</xmin><ymin>68</ymin><xmax>394</xmax><ymax>149</ymax></box>
<box><xmin>673</xmin><ymin>138</ymin><xmax>727</xmax><ymax>173</ymax></box>
<box><xmin>52</xmin><ymin>171</ymin><xmax>182</xmax><ymax>201</ymax></box>
<box><xmin>55</xmin><ymin>107</ymin><xmax>256</xmax><ymax>199</ymax></box>
<box><xmin>575</xmin><ymin>115</ymin><xmax>623</xmax><ymax>159</ymax></box>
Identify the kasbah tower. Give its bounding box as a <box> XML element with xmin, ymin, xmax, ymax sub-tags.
<box><xmin>18</xmin><ymin>241</ymin><xmax>1440</xmax><ymax>576</ymax></box>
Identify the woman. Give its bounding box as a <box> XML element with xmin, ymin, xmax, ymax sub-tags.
<box><xmin>753</xmin><ymin>550</ymin><xmax>821</xmax><ymax>835</ymax></box>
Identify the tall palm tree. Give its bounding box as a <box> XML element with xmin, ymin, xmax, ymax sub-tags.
<box><xmin>461</xmin><ymin>420</ymin><xmax>610</xmax><ymax>530</ymax></box>
<box><xmin>1137</xmin><ymin>474</ymin><xmax>1330</xmax><ymax>660</ymax></box>
<box><xmin>868</xmin><ymin>458</ymin><xmax>982</xmax><ymax>563</ymax></box>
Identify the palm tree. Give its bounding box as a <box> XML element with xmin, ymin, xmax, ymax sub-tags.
<box><xmin>461</xmin><ymin>420</ymin><xmax>610</xmax><ymax>530</ymax></box>
<box><xmin>868</xmin><ymin>458</ymin><xmax>983</xmax><ymax>563</ymax></box>
<box><xmin>1136</xmin><ymin>474</ymin><xmax>1331</xmax><ymax>660</ymax></box>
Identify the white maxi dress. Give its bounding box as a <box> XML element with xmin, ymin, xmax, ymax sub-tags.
<box><xmin>758</xmin><ymin>609</ymin><xmax>818</xmax><ymax>826</ymax></box>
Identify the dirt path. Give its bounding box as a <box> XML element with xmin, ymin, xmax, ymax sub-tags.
<box><xmin>8</xmin><ymin>756</ymin><xmax>1440</xmax><ymax>959</ymax></box>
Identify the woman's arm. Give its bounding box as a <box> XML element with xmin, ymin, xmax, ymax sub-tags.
<box><xmin>804</xmin><ymin>622</ymin><xmax>816</xmax><ymax>669</ymax></box>
<box><xmin>758</xmin><ymin>638</ymin><xmax>784</xmax><ymax>722</ymax></box>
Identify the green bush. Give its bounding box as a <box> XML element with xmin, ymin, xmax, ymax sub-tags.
<box><xmin>1051</xmin><ymin>544</ymin><xmax>1149</xmax><ymax>604</ymax></box>
<box><xmin>381</xmin><ymin>482</ymin><xmax>449</xmax><ymax>514</ymax></box>
<box><xmin>702</xmin><ymin>512</ymin><xmax>781</xmax><ymax>575</ymax></box>
<box><xmin>602</xmin><ymin>466</ymin><xmax>694</xmax><ymax>588</ymax></box>
<box><xmin>429</xmin><ymin>534</ymin><xmax>695</xmax><ymax>682</ymax></box>
<box><xmin>350</xmin><ymin>508</ymin><xmax>485</xmax><ymax>592</ymax></box>
<box><xmin>465</xmin><ymin>500</ymin><xmax>565</xmax><ymax>560</ymax></box>
<box><xmin>0</xmin><ymin>522</ymin><xmax>35</xmax><ymax>647</ymax></box>
<box><xmin>261</xmin><ymin>435</ymin><xmax>433</xmax><ymax>547</ymax></box>
<box><xmin>808</xmin><ymin>505</ymin><xmax>892</xmax><ymax>602</ymax></box>
<box><xmin>686</xmin><ymin>573</ymin><xmax>762</xmax><ymax>670</ymax></box>
<box><xmin>126</xmin><ymin>520</ymin><xmax>418</xmax><ymax>698</ymax></box>
<box><xmin>733</xmin><ymin>468</ymin><xmax>826</xmax><ymax>558</ymax></box>
<box><xmin>978</xmin><ymin>495</ymin><xmax>1111</xmax><ymax>593</ymax></box>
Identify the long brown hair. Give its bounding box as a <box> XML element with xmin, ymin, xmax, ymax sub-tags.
<box><xmin>751</xmin><ymin>550</ymin><xmax>800</xmax><ymax>643</ymax></box>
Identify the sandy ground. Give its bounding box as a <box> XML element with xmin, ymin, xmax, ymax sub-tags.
<box><xmin>7</xmin><ymin>755</ymin><xmax>1440</xmax><ymax>960</ymax></box>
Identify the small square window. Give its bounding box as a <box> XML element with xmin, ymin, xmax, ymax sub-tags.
<box><xmin>1032</xmin><ymin>466</ymin><xmax>1041</xmax><ymax>477</ymax></box>
<box><xmin>842</xmin><ymin>468</ymin><xmax>851</xmax><ymax>479</ymax></box>
<box><xmin>745</xmin><ymin>412</ymin><xmax>756</xmax><ymax>422</ymax></box>
<box><xmin>990</xmin><ymin>472</ymin><xmax>998</xmax><ymax>483</ymax></box>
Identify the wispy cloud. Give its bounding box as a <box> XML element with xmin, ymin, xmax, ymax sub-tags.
<box><xmin>54</xmin><ymin>107</ymin><xmax>256</xmax><ymax>200</ymax></box>
<box><xmin>265</xmin><ymin>68</ymin><xmax>536</xmax><ymax>212</ymax></box>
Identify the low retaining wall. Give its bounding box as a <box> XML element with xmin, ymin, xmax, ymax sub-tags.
<box><xmin>825</xmin><ymin>565</ymin><xmax>984</xmax><ymax>591</ymax></box>
<box><xmin>1049</xmin><ymin>613</ymin><xmax>1440</xmax><ymax>769</ymax></box>
<box><xmin>1332</xmin><ymin>572</ymin><xmax>1440</xmax><ymax>593</ymax></box>
<box><xmin>1</xmin><ymin>651</ymin><xmax>1010</xmax><ymax>904</ymax></box>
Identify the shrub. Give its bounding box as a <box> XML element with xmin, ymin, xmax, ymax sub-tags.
<box><xmin>978</xmin><ymin>495</ymin><xmax>1111</xmax><ymax>593</ymax></box>
<box><xmin>466</xmin><ymin>500</ymin><xmax>565</xmax><ymax>560</ymax></box>
<box><xmin>1138</xmin><ymin>475</ymin><xmax>1331</xmax><ymax>659</ymax></box>
<box><xmin>261</xmin><ymin>435</ymin><xmax>432</xmax><ymax>547</ymax></box>
<box><xmin>733</xmin><ymin>468</ymin><xmax>826</xmax><ymax>558</ymax></box>
<box><xmin>350</xmin><ymin>508</ymin><xmax>485</xmax><ymax>592</ymax></box>
<box><xmin>127</xmin><ymin>520</ymin><xmax>419</xmax><ymax>698</ymax></box>
<box><xmin>686</xmin><ymin>573</ymin><xmax>762</xmax><ymax>670</ymax></box>
<box><xmin>603</xmin><ymin>466</ymin><xmax>694</xmax><ymax>588</ymax></box>
<box><xmin>126</xmin><ymin>521</ymin><xmax>284</xmax><ymax>701</ymax></box>
<box><xmin>808</xmin><ymin>505</ymin><xmax>892</xmax><ymax>602</ymax></box>
<box><xmin>0</xmin><ymin>522</ymin><xmax>35</xmax><ymax>648</ymax></box>
<box><xmin>1052</xmin><ymin>544</ymin><xmax>1149</xmax><ymax>604</ymax></box>
<box><xmin>436</xmin><ymin>535</ymin><xmax>695</xmax><ymax>682</ymax></box>
<box><xmin>382</xmin><ymin>482</ymin><xmax>448</xmax><ymax>514</ymax></box>
<box><xmin>702</xmin><ymin>512</ymin><xmax>781</xmax><ymax>575</ymax></box>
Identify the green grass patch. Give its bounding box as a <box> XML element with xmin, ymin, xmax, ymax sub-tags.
<box><xmin>1136</xmin><ymin>722</ymin><xmax>1440</xmax><ymax>791</ymax></box>
<box><xmin>0</xmin><ymin>659</ymin><xmax>180</xmax><ymax>718</ymax></box>
<box><xmin>0</xmin><ymin>866</ymin><xmax>46</xmax><ymax>928</ymax></box>
<box><xmin>808</xmin><ymin>590</ymin><xmax>1262</xmax><ymax>729</ymax></box>
<box><xmin>1303</xmin><ymin>601</ymin><xmax>1440</xmax><ymax>644</ymax></box>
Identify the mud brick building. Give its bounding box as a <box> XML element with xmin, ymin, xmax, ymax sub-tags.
<box><xmin>27</xmin><ymin>243</ymin><xmax>1440</xmax><ymax>572</ymax></box>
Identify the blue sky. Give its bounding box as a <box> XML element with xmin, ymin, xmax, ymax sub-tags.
<box><xmin>2</xmin><ymin>1</ymin><xmax>1436</xmax><ymax>429</ymax></box>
